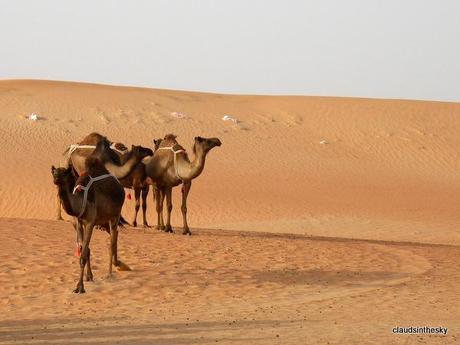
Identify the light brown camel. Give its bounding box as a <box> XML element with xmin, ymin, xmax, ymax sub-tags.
<box><xmin>56</xmin><ymin>132</ymin><xmax>153</xmax><ymax>220</ymax></box>
<box><xmin>145</xmin><ymin>134</ymin><xmax>221</xmax><ymax>235</ymax></box>
<box><xmin>51</xmin><ymin>148</ymin><xmax>126</xmax><ymax>293</ymax></box>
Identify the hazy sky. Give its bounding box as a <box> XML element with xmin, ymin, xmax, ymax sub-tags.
<box><xmin>1</xmin><ymin>0</ymin><xmax>459</xmax><ymax>101</ymax></box>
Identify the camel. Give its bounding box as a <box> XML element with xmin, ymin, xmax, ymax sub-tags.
<box><xmin>117</xmin><ymin>138</ymin><xmax>163</xmax><ymax>227</ymax></box>
<box><xmin>51</xmin><ymin>148</ymin><xmax>126</xmax><ymax>293</ymax></box>
<box><xmin>56</xmin><ymin>132</ymin><xmax>153</xmax><ymax>220</ymax></box>
<box><xmin>65</xmin><ymin>132</ymin><xmax>153</xmax><ymax>178</ymax></box>
<box><xmin>145</xmin><ymin>134</ymin><xmax>221</xmax><ymax>235</ymax></box>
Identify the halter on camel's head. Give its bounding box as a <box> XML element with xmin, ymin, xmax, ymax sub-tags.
<box><xmin>193</xmin><ymin>136</ymin><xmax>222</xmax><ymax>154</ymax></box>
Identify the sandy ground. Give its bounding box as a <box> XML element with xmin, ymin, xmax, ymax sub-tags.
<box><xmin>1</xmin><ymin>219</ymin><xmax>459</xmax><ymax>344</ymax></box>
<box><xmin>0</xmin><ymin>80</ymin><xmax>460</xmax><ymax>343</ymax></box>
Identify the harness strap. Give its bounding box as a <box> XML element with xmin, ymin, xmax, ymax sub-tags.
<box><xmin>73</xmin><ymin>174</ymin><xmax>117</xmax><ymax>218</ymax></box>
<box><xmin>68</xmin><ymin>144</ymin><xmax>96</xmax><ymax>156</ymax></box>
<box><xmin>68</xmin><ymin>143</ymin><xmax>127</xmax><ymax>156</ymax></box>
<box><xmin>157</xmin><ymin>146</ymin><xmax>186</xmax><ymax>180</ymax></box>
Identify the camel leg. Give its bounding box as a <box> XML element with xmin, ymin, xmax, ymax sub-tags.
<box><xmin>160</xmin><ymin>188</ymin><xmax>166</xmax><ymax>230</ymax></box>
<box><xmin>73</xmin><ymin>217</ymin><xmax>84</xmax><ymax>243</ymax></box>
<box><xmin>86</xmin><ymin>247</ymin><xmax>93</xmax><ymax>281</ymax></box>
<box><xmin>75</xmin><ymin>219</ymin><xmax>92</xmax><ymax>281</ymax></box>
<box><xmin>181</xmin><ymin>181</ymin><xmax>192</xmax><ymax>235</ymax></box>
<box><xmin>154</xmin><ymin>185</ymin><xmax>162</xmax><ymax>230</ymax></box>
<box><xmin>108</xmin><ymin>219</ymin><xmax>118</xmax><ymax>277</ymax></box>
<box><xmin>112</xmin><ymin>217</ymin><xmax>120</xmax><ymax>267</ymax></box>
<box><xmin>132</xmin><ymin>187</ymin><xmax>141</xmax><ymax>227</ymax></box>
<box><xmin>56</xmin><ymin>189</ymin><xmax>63</xmax><ymax>220</ymax></box>
<box><xmin>74</xmin><ymin>222</ymin><xmax>94</xmax><ymax>293</ymax></box>
<box><xmin>110</xmin><ymin>216</ymin><xmax>131</xmax><ymax>271</ymax></box>
<box><xmin>155</xmin><ymin>186</ymin><xmax>166</xmax><ymax>231</ymax></box>
<box><xmin>164</xmin><ymin>187</ymin><xmax>174</xmax><ymax>233</ymax></box>
<box><xmin>141</xmin><ymin>186</ymin><xmax>149</xmax><ymax>228</ymax></box>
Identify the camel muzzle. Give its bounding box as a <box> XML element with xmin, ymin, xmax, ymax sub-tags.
<box><xmin>210</xmin><ymin>138</ymin><xmax>222</xmax><ymax>147</ymax></box>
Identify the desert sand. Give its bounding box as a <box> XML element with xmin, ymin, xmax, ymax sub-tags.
<box><xmin>0</xmin><ymin>80</ymin><xmax>459</xmax><ymax>344</ymax></box>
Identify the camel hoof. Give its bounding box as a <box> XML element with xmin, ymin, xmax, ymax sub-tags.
<box><xmin>143</xmin><ymin>223</ymin><xmax>151</xmax><ymax>228</ymax></box>
<box><xmin>86</xmin><ymin>274</ymin><xmax>94</xmax><ymax>282</ymax></box>
<box><xmin>115</xmin><ymin>260</ymin><xmax>132</xmax><ymax>271</ymax></box>
<box><xmin>56</xmin><ymin>216</ymin><xmax>64</xmax><ymax>221</ymax></box>
<box><xmin>132</xmin><ymin>221</ymin><xmax>137</xmax><ymax>228</ymax></box>
<box><xmin>73</xmin><ymin>286</ymin><xmax>85</xmax><ymax>294</ymax></box>
<box><xmin>182</xmin><ymin>229</ymin><xmax>192</xmax><ymax>236</ymax></box>
<box><xmin>164</xmin><ymin>226</ymin><xmax>174</xmax><ymax>233</ymax></box>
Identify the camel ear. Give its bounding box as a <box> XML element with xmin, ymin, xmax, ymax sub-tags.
<box><xmin>195</xmin><ymin>136</ymin><xmax>204</xmax><ymax>142</ymax></box>
<box><xmin>51</xmin><ymin>165</ymin><xmax>56</xmax><ymax>173</ymax></box>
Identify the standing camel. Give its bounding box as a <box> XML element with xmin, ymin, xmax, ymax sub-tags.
<box><xmin>118</xmin><ymin>138</ymin><xmax>163</xmax><ymax>227</ymax></box>
<box><xmin>145</xmin><ymin>134</ymin><xmax>221</xmax><ymax>235</ymax></box>
<box><xmin>56</xmin><ymin>133</ymin><xmax>153</xmax><ymax>220</ymax></box>
<box><xmin>65</xmin><ymin>132</ymin><xmax>153</xmax><ymax>178</ymax></box>
<box><xmin>51</xmin><ymin>151</ymin><xmax>126</xmax><ymax>293</ymax></box>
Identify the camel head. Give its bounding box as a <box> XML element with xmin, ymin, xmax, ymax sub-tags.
<box><xmin>51</xmin><ymin>165</ymin><xmax>72</xmax><ymax>186</ymax></box>
<box><xmin>153</xmin><ymin>138</ymin><xmax>163</xmax><ymax>151</ymax></box>
<box><xmin>90</xmin><ymin>138</ymin><xmax>121</xmax><ymax>165</ymax></box>
<box><xmin>131</xmin><ymin>145</ymin><xmax>154</xmax><ymax>160</ymax></box>
<box><xmin>193</xmin><ymin>136</ymin><xmax>222</xmax><ymax>154</ymax></box>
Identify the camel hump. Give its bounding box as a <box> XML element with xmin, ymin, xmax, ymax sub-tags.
<box><xmin>163</xmin><ymin>133</ymin><xmax>177</xmax><ymax>142</ymax></box>
<box><xmin>159</xmin><ymin>133</ymin><xmax>186</xmax><ymax>152</ymax></box>
<box><xmin>74</xmin><ymin>157</ymin><xmax>114</xmax><ymax>195</ymax></box>
<box><xmin>79</xmin><ymin>132</ymin><xmax>107</xmax><ymax>145</ymax></box>
<box><xmin>161</xmin><ymin>134</ymin><xmax>179</xmax><ymax>147</ymax></box>
<box><xmin>85</xmin><ymin>155</ymin><xmax>110</xmax><ymax>176</ymax></box>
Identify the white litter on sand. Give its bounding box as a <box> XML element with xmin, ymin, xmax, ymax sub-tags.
<box><xmin>171</xmin><ymin>112</ymin><xmax>186</xmax><ymax>119</ymax></box>
<box><xmin>222</xmin><ymin>115</ymin><xmax>239</xmax><ymax>123</ymax></box>
<box><xmin>319</xmin><ymin>139</ymin><xmax>329</xmax><ymax>145</ymax></box>
<box><xmin>27</xmin><ymin>113</ymin><xmax>40</xmax><ymax>121</ymax></box>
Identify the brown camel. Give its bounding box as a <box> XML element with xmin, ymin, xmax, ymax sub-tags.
<box><xmin>65</xmin><ymin>132</ymin><xmax>153</xmax><ymax>177</ymax></box>
<box><xmin>56</xmin><ymin>132</ymin><xmax>153</xmax><ymax>220</ymax></box>
<box><xmin>145</xmin><ymin>134</ymin><xmax>221</xmax><ymax>235</ymax></box>
<box><xmin>51</xmin><ymin>149</ymin><xmax>126</xmax><ymax>293</ymax></box>
<box><xmin>117</xmin><ymin>138</ymin><xmax>163</xmax><ymax>227</ymax></box>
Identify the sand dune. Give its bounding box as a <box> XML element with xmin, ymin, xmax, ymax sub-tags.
<box><xmin>1</xmin><ymin>80</ymin><xmax>460</xmax><ymax>343</ymax></box>
<box><xmin>1</xmin><ymin>80</ymin><xmax>460</xmax><ymax>244</ymax></box>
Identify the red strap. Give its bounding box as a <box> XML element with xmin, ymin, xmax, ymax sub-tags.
<box><xmin>75</xmin><ymin>243</ymin><xmax>82</xmax><ymax>257</ymax></box>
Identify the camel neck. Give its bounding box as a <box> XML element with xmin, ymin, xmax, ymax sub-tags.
<box><xmin>58</xmin><ymin>176</ymin><xmax>82</xmax><ymax>217</ymax></box>
<box><xmin>104</xmin><ymin>153</ymin><xmax>139</xmax><ymax>179</ymax></box>
<box><xmin>176</xmin><ymin>149</ymin><xmax>206</xmax><ymax>181</ymax></box>
<box><xmin>119</xmin><ymin>150</ymin><xmax>134</xmax><ymax>165</ymax></box>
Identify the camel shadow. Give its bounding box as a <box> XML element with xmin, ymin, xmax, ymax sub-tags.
<box><xmin>0</xmin><ymin>318</ymin><xmax>292</xmax><ymax>344</ymax></box>
<box><xmin>250</xmin><ymin>269</ymin><xmax>408</xmax><ymax>288</ymax></box>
